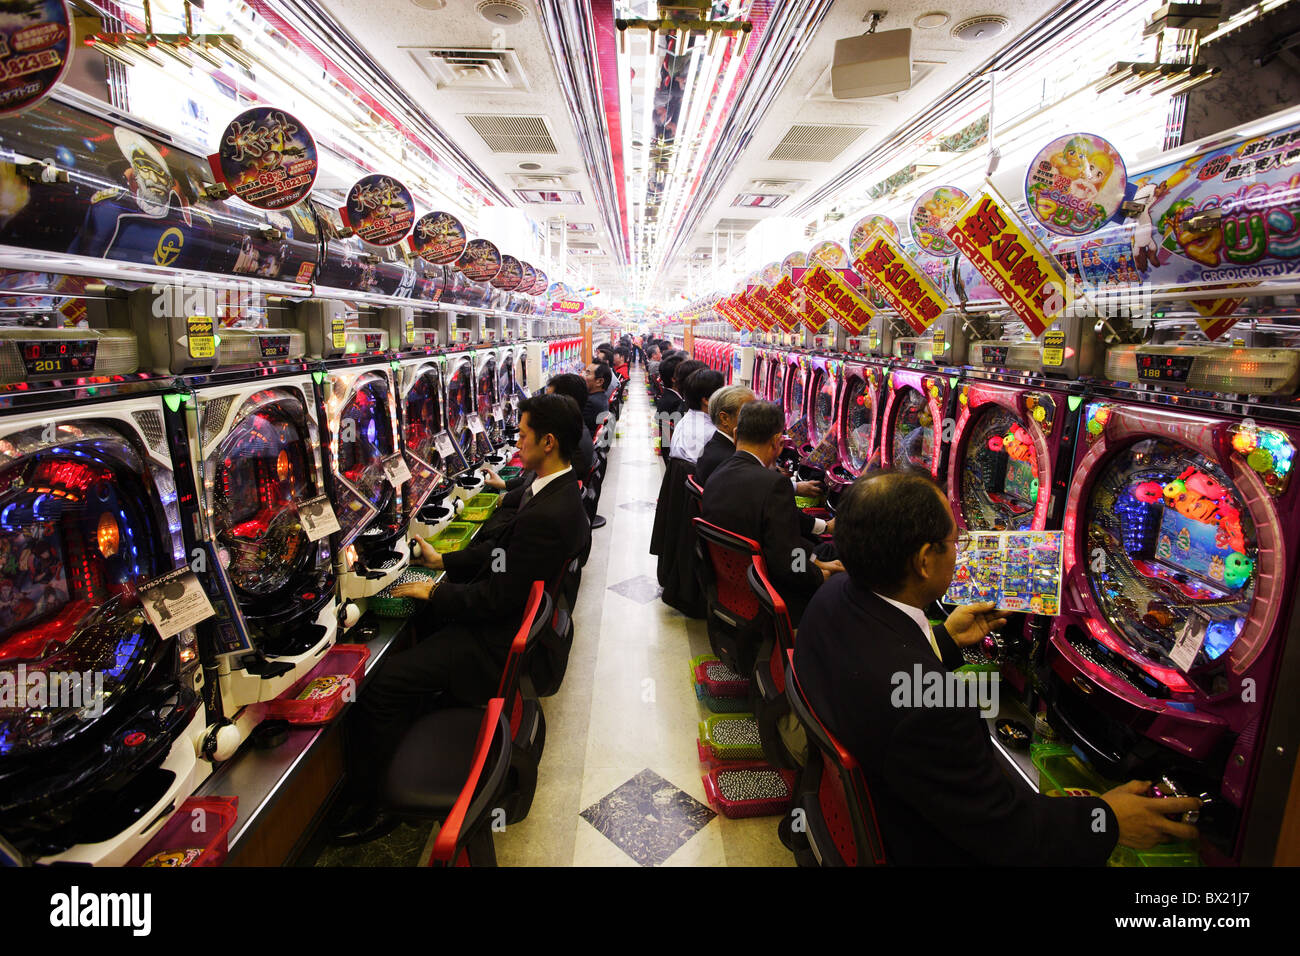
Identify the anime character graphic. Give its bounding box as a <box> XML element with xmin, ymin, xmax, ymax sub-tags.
<box><xmin>1131</xmin><ymin>178</ymin><xmax>1170</xmax><ymax>272</ymax></box>
<box><xmin>1049</xmin><ymin>136</ymin><xmax>1092</xmax><ymax>181</ymax></box>
<box><xmin>66</xmin><ymin>128</ymin><xmax>215</xmax><ymax>270</ymax></box>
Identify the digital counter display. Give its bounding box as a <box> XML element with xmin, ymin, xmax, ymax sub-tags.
<box><xmin>20</xmin><ymin>340</ymin><xmax>99</xmax><ymax>379</ymax></box>
<box><xmin>900</xmin><ymin>341</ymin><xmax>916</xmax><ymax>358</ymax></box>
<box><xmin>364</xmin><ymin>333</ymin><xmax>384</xmax><ymax>351</ymax></box>
<box><xmin>258</xmin><ymin>335</ymin><xmax>290</xmax><ymax>358</ymax></box>
<box><xmin>1137</xmin><ymin>353</ymin><xmax>1193</xmax><ymax>382</ymax></box>
<box><xmin>982</xmin><ymin>345</ymin><xmax>1009</xmax><ymax>366</ymax></box>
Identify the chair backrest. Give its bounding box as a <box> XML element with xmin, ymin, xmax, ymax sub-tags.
<box><xmin>427</xmin><ymin>698</ymin><xmax>511</xmax><ymax>866</ymax></box>
<box><xmin>495</xmin><ymin>581</ymin><xmax>552</xmax><ymax>733</ymax></box>
<box><xmin>784</xmin><ymin>651</ymin><xmax>886</xmax><ymax>867</ymax></box>
<box><xmin>747</xmin><ymin>561</ymin><xmax>794</xmax><ymax>693</ymax></box>
<box><xmin>684</xmin><ymin>475</ymin><xmax>704</xmax><ymax>520</ymax></box>
<box><xmin>691</xmin><ymin>517</ymin><xmax>762</xmax><ymax>627</ymax></box>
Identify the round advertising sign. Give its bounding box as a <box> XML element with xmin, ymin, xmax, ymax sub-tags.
<box><xmin>518</xmin><ymin>262</ymin><xmax>537</xmax><ymax>294</ymax></box>
<box><xmin>213</xmin><ymin>107</ymin><xmax>318</xmax><ymax>210</ymax></box>
<box><xmin>1025</xmin><ymin>132</ymin><xmax>1127</xmax><ymax>237</ymax></box>
<box><xmin>849</xmin><ymin>214</ymin><xmax>901</xmax><ymax>260</ymax></box>
<box><xmin>530</xmin><ymin>269</ymin><xmax>549</xmax><ymax>295</ymax></box>
<box><xmin>456</xmin><ymin>238</ymin><xmax>502</xmax><ymax>282</ymax></box>
<box><xmin>909</xmin><ymin>186</ymin><xmax>970</xmax><ymax>258</ymax></box>
<box><xmin>0</xmin><ymin>0</ymin><xmax>72</xmax><ymax>117</ymax></box>
<box><xmin>807</xmin><ymin>241</ymin><xmax>849</xmax><ymax>269</ymax></box>
<box><xmin>493</xmin><ymin>254</ymin><xmax>523</xmax><ymax>290</ymax></box>
<box><xmin>781</xmin><ymin>251</ymin><xmax>806</xmax><ymax>277</ymax></box>
<box><xmin>410</xmin><ymin>211</ymin><xmax>468</xmax><ymax>264</ymax></box>
<box><xmin>341</xmin><ymin>174</ymin><xmax>414</xmax><ymax>246</ymax></box>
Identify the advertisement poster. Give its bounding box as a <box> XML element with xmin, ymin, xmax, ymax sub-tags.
<box><xmin>945</xmin><ymin>530</ymin><xmax>1064</xmax><ymax>615</ymax></box>
<box><xmin>797</xmin><ymin>263</ymin><xmax>874</xmax><ymax>334</ymax></box>
<box><xmin>1025</xmin><ymin>132</ymin><xmax>1127</xmax><ymax>237</ymax></box>
<box><xmin>210</xmin><ymin>107</ymin><xmax>318</xmax><ymax>211</ymax></box>
<box><xmin>340</xmin><ymin>174</ymin><xmax>414</xmax><ymax>246</ymax></box>
<box><xmin>910</xmin><ymin>186</ymin><xmax>970</xmax><ymax>258</ymax></box>
<box><xmin>782</xmin><ymin>251</ymin><xmax>806</xmax><ymax>276</ymax></box>
<box><xmin>0</xmin><ymin>0</ymin><xmax>71</xmax><ymax>117</ymax></box>
<box><xmin>457</xmin><ymin>237</ymin><xmax>502</xmax><ymax>282</ymax></box>
<box><xmin>530</xmin><ymin>269</ymin><xmax>549</xmax><ymax>295</ymax></box>
<box><xmin>853</xmin><ymin>228</ymin><xmax>952</xmax><ymax>335</ymax></box>
<box><xmin>849</xmin><ymin>213</ymin><xmax>900</xmax><ymax>260</ymax></box>
<box><xmin>410</xmin><ymin>210</ymin><xmax>467</xmax><ymax>264</ymax></box>
<box><xmin>493</xmin><ymin>254</ymin><xmax>523</xmax><ymax>290</ymax></box>
<box><xmin>807</xmin><ymin>240</ymin><xmax>849</xmax><ymax>269</ymax></box>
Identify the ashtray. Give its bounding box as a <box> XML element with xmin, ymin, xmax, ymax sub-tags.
<box><xmin>995</xmin><ymin>719</ymin><xmax>1031</xmax><ymax>750</ymax></box>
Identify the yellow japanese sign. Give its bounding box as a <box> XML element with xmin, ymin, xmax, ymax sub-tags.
<box><xmin>852</xmin><ymin>228</ymin><xmax>952</xmax><ymax>335</ymax></box>
<box><xmin>796</xmin><ymin>264</ymin><xmax>874</xmax><ymax>334</ymax></box>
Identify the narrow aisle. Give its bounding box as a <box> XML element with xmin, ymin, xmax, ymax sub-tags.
<box><xmin>495</xmin><ymin>366</ymin><xmax>793</xmax><ymax>866</ymax></box>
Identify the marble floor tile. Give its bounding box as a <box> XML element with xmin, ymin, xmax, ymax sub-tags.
<box><xmin>579</xmin><ymin>768</ymin><xmax>715</xmax><ymax>867</ymax></box>
<box><xmin>606</xmin><ymin>573</ymin><xmax>664</xmax><ymax>605</ymax></box>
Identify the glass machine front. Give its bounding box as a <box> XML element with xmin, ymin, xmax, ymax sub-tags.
<box><xmin>477</xmin><ymin>357</ymin><xmax>502</xmax><ymax>449</ymax></box>
<box><xmin>810</xmin><ymin>367</ymin><xmax>837</xmax><ymax>447</ymax></box>
<box><xmin>783</xmin><ymin>360</ymin><xmax>805</xmax><ymax>428</ymax></box>
<box><xmin>839</xmin><ymin>372</ymin><xmax>878</xmax><ymax>475</ymax></box>
<box><xmin>207</xmin><ymin>391</ymin><xmax>333</xmax><ymax>654</ymax></box>
<box><xmin>446</xmin><ymin>359</ymin><xmax>479</xmax><ymax>466</ymax></box>
<box><xmin>498</xmin><ymin>352</ymin><xmax>518</xmax><ymax>429</ymax></box>
<box><xmin>0</xmin><ymin>425</ymin><xmax>199</xmax><ymax>855</ymax></box>
<box><xmin>959</xmin><ymin>406</ymin><xmax>1041</xmax><ymax>532</ymax></box>
<box><xmin>891</xmin><ymin>386</ymin><xmax>936</xmax><ymax>472</ymax></box>
<box><xmin>767</xmin><ymin>358</ymin><xmax>784</xmax><ymax>406</ymax></box>
<box><xmin>333</xmin><ymin>371</ymin><xmax>404</xmax><ymax>556</ymax></box>
<box><xmin>404</xmin><ymin>364</ymin><xmax>463</xmax><ymax>500</ymax></box>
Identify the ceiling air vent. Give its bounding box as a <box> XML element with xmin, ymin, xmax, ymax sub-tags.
<box><xmin>732</xmin><ymin>193</ymin><xmax>787</xmax><ymax>208</ymax></box>
<box><xmin>748</xmin><ymin>178</ymin><xmax>806</xmax><ymax>194</ymax></box>
<box><xmin>510</xmin><ymin>173</ymin><xmax>569</xmax><ymax>188</ymax></box>
<box><xmin>410</xmin><ymin>47</ymin><xmax>530</xmax><ymax>93</ymax></box>
<box><xmin>477</xmin><ymin>0</ymin><xmax>527</xmax><ymax>25</ymax></box>
<box><xmin>768</xmin><ymin>125</ymin><xmax>869</xmax><ymax>163</ymax></box>
<box><xmin>465</xmin><ymin>114</ymin><xmax>558</xmax><ymax>154</ymax></box>
<box><xmin>514</xmin><ymin>189</ymin><xmax>583</xmax><ymax>204</ymax></box>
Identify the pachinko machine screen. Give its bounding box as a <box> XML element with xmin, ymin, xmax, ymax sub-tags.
<box><xmin>961</xmin><ymin>407</ymin><xmax>1040</xmax><ymax>532</ymax></box>
<box><xmin>812</xmin><ymin>373</ymin><xmax>836</xmax><ymax>445</ymax></box>
<box><xmin>891</xmin><ymin>387</ymin><xmax>935</xmax><ymax>471</ymax></box>
<box><xmin>1086</xmin><ymin>439</ymin><xmax>1255</xmax><ymax>673</ymax></box>
<box><xmin>446</xmin><ymin>361</ymin><xmax>476</xmax><ymax>461</ymax></box>
<box><xmin>841</xmin><ymin>376</ymin><xmax>875</xmax><ymax>473</ymax></box>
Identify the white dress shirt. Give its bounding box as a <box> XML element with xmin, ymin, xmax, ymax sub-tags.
<box><xmin>875</xmin><ymin>592</ymin><xmax>942</xmax><ymax>661</ymax></box>
<box><xmin>670</xmin><ymin>409</ymin><xmax>716</xmax><ymax>463</ymax></box>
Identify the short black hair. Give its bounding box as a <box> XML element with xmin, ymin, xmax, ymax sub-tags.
<box><xmin>835</xmin><ymin>469</ymin><xmax>954</xmax><ymax>593</ymax></box>
<box><xmin>590</xmin><ymin>362</ymin><xmax>612</xmax><ymax>389</ymax></box>
<box><xmin>546</xmin><ymin>372</ymin><xmax>588</xmax><ymax>412</ymax></box>
<box><xmin>614</xmin><ymin>346</ymin><xmax>629</xmax><ymax>361</ymax></box>
<box><xmin>659</xmin><ymin>353</ymin><xmax>685</xmax><ymax>390</ymax></box>
<box><xmin>683</xmin><ymin>367</ymin><xmax>724</xmax><ymax>410</ymax></box>
<box><xmin>673</xmin><ymin>359</ymin><xmax>706</xmax><ymax>392</ymax></box>
<box><xmin>519</xmin><ymin>392</ymin><xmax>582</xmax><ymax>464</ymax></box>
<box><xmin>735</xmin><ymin>400</ymin><xmax>784</xmax><ymax>445</ymax></box>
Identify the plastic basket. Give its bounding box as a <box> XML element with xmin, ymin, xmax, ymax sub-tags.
<box><xmin>498</xmin><ymin>466</ymin><xmax>524</xmax><ymax>482</ymax></box>
<box><xmin>1031</xmin><ymin>742</ymin><xmax>1112</xmax><ymax>795</ymax></box>
<box><xmin>694</xmin><ymin>681</ymin><xmax>751</xmax><ymax>714</ymax></box>
<box><xmin>369</xmin><ymin>566</ymin><xmax>440</xmax><ymax>618</ymax></box>
<box><xmin>127</xmin><ymin>796</ymin><xmax>239</xmax><ymax>867</ymax></box>
<box><xmin>1108</xmin><ymin>842</ymin><xmax>1201</xmax><ymax>867</ymax></box>
<box><xmin>264</xmin><ymin>644</ymin><xmax>370</xmax><ymax>725</ymax></box>
<box><xmin>697</xmin><ymin>714</ymin><xmax>764</xmax><ymax>762</ymax></box>
<box><xmin>703</xmin><ymin>763</ymin><xmax>797</xmax><ymax>819</ymax></box>
<box><xmin>794</xmin><ymin>495</ymin><xmax>824</xmax><ymax>510</ymax></box>
<box><xmin>693</xmin><ymin>660</ymin><xmax>750</xmax><ymax>698</ymax></box>
<box><xmin>429</xmin><ymin>521</ymin><xmax>476</xmax><ymax>553</ymax></box>
<box><xmin>461</xmin><ymin>492</ymin><xmax>501</xmax><ymax>523</ymax></box>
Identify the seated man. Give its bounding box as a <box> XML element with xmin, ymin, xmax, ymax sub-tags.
<box><xmin>582</xmin><ymin>361</ymin><xmax>613</xmax><ymax>436</ymax></box>
<box><xmin>702</xmin><ymin>400</ymin><xmax>842</xmax><ymax>626</ymax></box>
<box><xmin>695</xmin><ymin>384</ymin><xmax>755</xmax><ymax>484</ymax></box>
<box><xmin>669</xmin><ymin>367</ymin><xmax>724</xmax><ymax>464</ymax></box>
<box><xmin>794</xmin><ymin>469</ymin><xmax>1201</xmax><ymax>865</ymax></box>
<box><xmin>333</xmin><ymin>393</ymin><xmax>591</xmax><ymax>843</ymax></box>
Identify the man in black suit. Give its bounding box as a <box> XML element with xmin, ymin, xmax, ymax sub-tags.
<box><xmin>794</xmin><ymin>469</ymin><xmax>1202</xmax><ymax>865</ymax></box>
<box><xmin>582</xmin><ymin>361</ymin><xmax>613</xmax><ymax>435</ymax></box>
<box><xmin>702</xmin><ymin>401</ymin><xmax>843</xmax><ymax>626</ymax></box>
<box><xmin>696</xmin><ymin>384</ymin><xmax>756</xmax><ymax>484</ymax></box>
<box><xmin>333</xmin><ymin>392</ymin><xmax>591</xmax><ymax>843</ymax></box>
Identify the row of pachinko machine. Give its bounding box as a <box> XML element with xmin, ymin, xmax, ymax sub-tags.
<box><xmin>0</xmin><ymin>94</ymin><xmax>585</xmax><ymax>865</ymax></box>
<box><xmin>689</xmin><ymin>109</ymin><xmax>1300</xmax><ymax>867</ymax></box>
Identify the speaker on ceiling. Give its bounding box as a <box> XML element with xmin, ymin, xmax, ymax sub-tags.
<box><xmin>831</xmin><ymin>27</ymin><xmax>912</xmax><ymax>99</ymax></box>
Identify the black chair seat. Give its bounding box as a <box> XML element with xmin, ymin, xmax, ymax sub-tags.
<box><xmin>382</xmin><ymin>707</ymin><xmax>498</xmax><ymax>817</ymax></box>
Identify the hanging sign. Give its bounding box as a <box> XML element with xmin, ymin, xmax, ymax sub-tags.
<box><xmin>340</xmin><ymin>175</ymin><xmax>414</xmax><ymax>246</ymax></box>
<box><xmin>948</xmin><ymin>184</ymin><xmax>1076</xmax><ymax>337</ymax></box>
<box><xmin>552</xmin><ymin>299</ymin><xmax>585</xmax><ymax>314</ymax></box>
<box><xmin>529</xmin><ymin>269</ymin><xmax>549</xmax><ymax>295</ymax></box>
<box><xmin>0</xmin><ymin>0</ymin><xmax>72</xmax><ymax>117</ymax></box>
<box><xmin>910</xmin><ymin>186</ymin><xmax>970</xmax><ymax>258</ymax></box>
<box><xmin>210</xmin><ymin>107</ymin><xmax>318</xmax><ymax>210</ymax></box>
<box><xmin>456</xmin><ymin>238</ymin><xmax>502</xmax><ymax>282</ymax></box>
<box><xmin>519</xmin><ymin>262</ymin><xmax>537</xmax><ymax>295</ymax></box>
<box><xmin>853</xmin><ymin>228</ymin><xmax>952</xmax><ymax>335</ymax></box>
<box><xmin>410</xmin><ymin>211</ymin><xmax>467</xmax><ymax>264</ymax></box>
<box><xmin>849</xmin><ymin>214</ymin><xmax>901</xmax><ymax>260</ymax></box>
<box><xmin>1025</xmin><ymin>133</ymin><xmax>1127</xmax><ymax>237</ymax></box>
<box><xmin>796</xmin><ymin>263</ymin><xmax>874</xmax><ymax>334</ymax></box>
<box><xmin>765</xmin><ymin>275</ymin><xmax>803</xmax><ymax>332</ymax></box>
<box><xmin>493</xmin><ymin>254</ymin><xmax>524</xmax><ymax>290</ymax></box>
<box><xmin>781</xmin><ymin>251</ymin><xmax>806</xmax><ymax>277</ymax></box>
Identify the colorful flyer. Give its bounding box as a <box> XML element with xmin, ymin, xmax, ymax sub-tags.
<box><xmin>807</xmin><ymin>241</ymin><xmax>849</xmax><ymax>269</ymax></box>
<box><xmin>457</xmin><ymin>238</ymin><xmax>502</xmax><ymax>282</ymax></box>
<box><xmin>493</xmin><ymin>254</ymin><xmax>523</xmax><ymax>290</ymax></box>
<box><xmin>340</xmin><ymin>175</ymin><xmax>414</xmax><ymax>246</ymax></box>
<box><xmin>945</xmin><ymin>530</ymin><xmax>1064</xmax><ymax>615</ymax></box>
<box><xmin>797</xmin><ymin>262</ymin><xmax>874</xmax><ymax>334</ymax></box>
<box><xmin>852</xmin><ymin>228</ymin><xmax>952</xmax><ymax>335</ymax></box>
<box><xmin>210</xmin><ymin>107</ymin><xmax>317</xmax><ymax>210</ymax></box>
<box><xmin>410</xmin><ymin>211</ymin><xmax>467</xmax><ymax>264</ymax></box>
<box><xmin>0</xmin><ymin>0</ymin><xmax>71</xmax><ymax>117</ymax></box>
<box><xmin>1025</xmin><ymin>133</ymin><xmax>1127</xmax><ymax>237</ymax></box>
<box><xmin>138</xmin><ymin>568</ymin><xmax>217</xmax><ymax>641</ymax></box>
<box><xmin>849</xmin><ymin>214</ymin><xmax>900</xmax><ymax>260</ymax></box>
<box><xmin>948</xmin><ymin>184</ymin><xmax>1076</xmax><ymax>337</ymax></box>
<box><xmin>910</xmin><ymin>186</ymin><xmax>970</xmax><ymax>258</ymax></box>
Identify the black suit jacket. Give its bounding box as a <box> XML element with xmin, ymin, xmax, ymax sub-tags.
<box><xmin>430</xmin><ymin>469</ymin><xmax>589</xmax><ymax>658</ymax></box>
<box><xmin>794</xmin><ymin>577</ymin><xmax>1120</xmax><ymax>866</ymax></box>
<box><xmin>701</xmin><ymin>451</ymin><xmax>823</xmax><ymax>624</ymax></box>
<box><xmin>694</xmin><ymin>431</ymin><xmax>734</xmax><ymax>486</ymax></box>
<box><xmin>584</xmin><ymin>390</ymin><xmax>611</xmax><ymax>436</ymax></box>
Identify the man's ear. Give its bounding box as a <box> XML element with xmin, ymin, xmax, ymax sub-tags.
<box><xmin>912</xmin><ymin>542</ymin><xmax>933</xmax><ymax>581</ymax></box>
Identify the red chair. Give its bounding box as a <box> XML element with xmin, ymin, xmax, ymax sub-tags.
<box><xmin>426</xmin><ymin>699</ymin><xmax>511</xmax><ymax>866</ymax></box>
<box><xmin>747</xmin><ymin>562</ymin><xmax>801</xmax><ymax>771</ymax></box>
<box><xmin>497</xmin><ymin>581</ymin><xmax>553</xmax><ymax>824</ymax></box>
<box><xmin>525</xmin><ymin>555</ymin><xmax>583</xmax><ymax>698</ymax></box>
<box><xmin>784</xmin><ymin>651</ymin><xmax>887</xmax><ymax>867</ymax></box>
<box><xmin>691</xmin><ymin>517</ymin><xmax>764</xmax><ymax>677</ymax></box>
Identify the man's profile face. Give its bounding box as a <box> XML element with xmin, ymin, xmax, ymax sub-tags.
<box><xmin>919</xmin><ymin>489</ymin><xmax>959</xmax><ymax>603</ymax></box>
<box><xmin>518</xmin><ymin>412</ymin><xmax>548</xmax><ymax>471</ymax></box>
<box><xmin>583</xmin><ymin>364</ymin><xmax>600</xmax><ymax>392</ymax></box>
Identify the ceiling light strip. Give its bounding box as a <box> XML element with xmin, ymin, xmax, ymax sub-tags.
<box><xmin>592</xmin><ymin>0</ymin><xmax>632</xmax><ymax>262</ymax></box>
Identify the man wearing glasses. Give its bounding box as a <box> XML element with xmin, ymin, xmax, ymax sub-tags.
<box><xmin>793</xmin><ymin>468</ymin><xmax>1202</xmax><ymax>865</ymax></box>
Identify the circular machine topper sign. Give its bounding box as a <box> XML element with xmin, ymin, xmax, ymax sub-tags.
<box><xmin>760</xmin><ymin>262</ymin><xmax>782</xmax><ymax>286</ymax></box>
<box><xmin>493</xmin><ymin>254</ymin><xmax>523</xmax><ymax>290</ymax></box>
<box><xmin>0</xmin><ymin>0</ymin><xmax>73</xmax><ymax>117</ymax></box>
<box><xmin>211</xmin><ymin>107</ymin><xmax>318</xmax><ymax>210</ymax></box>
<box><xmin>457</xmin><ymin>238</ymin><xmax>502</xmax><ymax>282</ymax></box>
<box><xmin>1025</xmin><ymin>132</ymin><xmax>1128</xmax><ymax>237</ymax></box>
<box><xmin>518</xmin><ymin>262</ymin><xmax>537</xmax><ymax>294</ymax></box>
<box><xmin>849</xmin><ymin>214</ymin><xmax>900</xmax><ymax>260</ymax></box>
<box><xmin>411</xmin><ymin>211</ymin><xmax>468</xmax><ymax>264</ymax></box>
<box><xmin>910</xmin><ymin>186</ymin><xmax>970</xmax><ymax>258</ymax></box>
<box><xmin>530</xmin><ymin>269</ymin><xmax>549</xmax><ymax>295</ymax></box>
<box><xmin>781</xmin><ymin>251</ymin><xmax>806</xmax><ymax>277</ymax></box>
<box><xmin>341</xmin><ymin>174</ymin><xmax>414</xmax><ymax>246</ymax></box>
<box><xmin>807</xmin><ymin>241</ymin><xmax>849</xmax><ymax>269</ymax></box>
